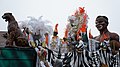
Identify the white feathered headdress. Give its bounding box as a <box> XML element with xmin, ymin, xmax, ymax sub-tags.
<box><xmin>18</xmin><ymin>16</ymin><xmax>53</xmax><ymax>36</ymax></box>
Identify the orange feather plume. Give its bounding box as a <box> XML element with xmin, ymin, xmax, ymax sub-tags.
<box><xmin>64</xmin><ymin>29</ymin><xmax>68</xmax><ymax>38</ymax></box>
<box><xmin>54</xmin><ymin>24</ymin><xmax>58</xmax><ymax>32</ymax></box>
<box><xmin>45</xmin><ymin>35</ymin><xmax>48</xmax><ymax>45</ymax></box>
<box><xmin>89</xmin><ymin>29</ymin><xmax>93</xmax><ymax>39</ymax></box>
<box><xmin>80</xmin><ymin>23</ymin><xmax>86</xmax><ymax>32</ymax></box>
<box><xmin>79</xmin><ymin>7</ymin><xmax>85</xmax><ymax>14</ymax></box>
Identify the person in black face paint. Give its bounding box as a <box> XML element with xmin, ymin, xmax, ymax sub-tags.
<box><xmin>94</xmin><ymin>15</ymin><xmax>120</xmax><ymax>55</ymax></box>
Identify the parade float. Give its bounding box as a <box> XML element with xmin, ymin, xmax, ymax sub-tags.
<box><xmin>0</xmin><ymin>7</ymin><xmax>120</xmax><ymax>67</ymax></box>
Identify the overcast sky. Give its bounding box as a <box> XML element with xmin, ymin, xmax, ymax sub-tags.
<box><xmin>0</xmin><ymin>0</ymin><xmax>120</xmax><ymax>38</ymax></box>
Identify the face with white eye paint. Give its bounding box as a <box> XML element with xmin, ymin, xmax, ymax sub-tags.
<box><xmin>95</xmin><ymin>16</ymin><xmax>108</xmax><ymax>31</ymax></box>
